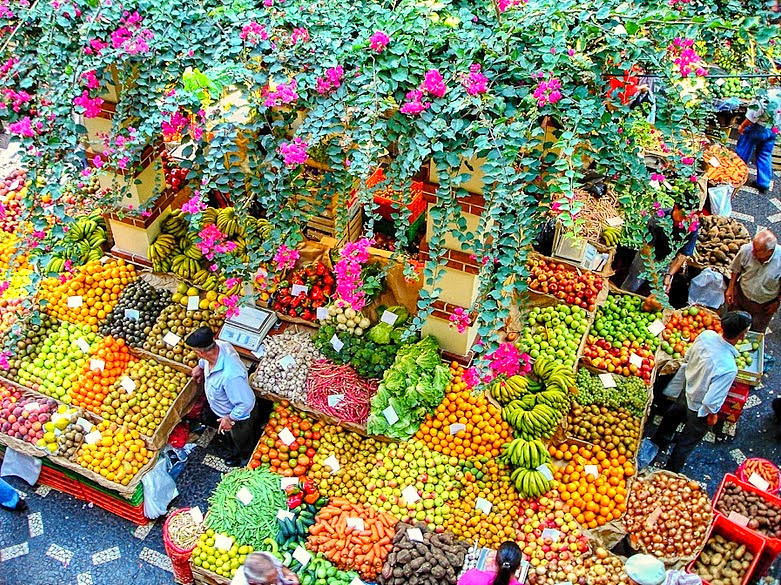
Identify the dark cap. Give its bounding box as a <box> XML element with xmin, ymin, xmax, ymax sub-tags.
<box><xmin>185</xmin><ymin>326</ymin><xmax>215</xmax><ymax>349</ymax></box>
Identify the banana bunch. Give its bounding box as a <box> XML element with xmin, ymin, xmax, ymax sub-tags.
<box><xmin>45</xmin><ymin>212</ymin><xmax>106</xmax><ymax>272</ymax></box>
<box><xmin>201</xmin><ymin>207</ymin><xmax>218</xmax><ymax>226</ymax></box>
<box><xmin>502</xmin><ymin>399</ymin><xmax>562</xmax><ymax>440</ymax></box>
<box><xmin>149</xmin><ymin>233</ymin><xmax>177</xmax><ymax>262</ymax></box>
<box><xmin>161</xmin><ymin>210</ymin><xmax>188</xmax><ymax>238</ymax></box>
<box><xmin>533</xmin><ymin>356</ymin><xmax>575</xmax><ymax>391</ymax></box>
<box><xmin>511</xmin><ymin>467</ymin><xmax>552</xmax><ymax>498</ymax></box>
<box><xmin>171</xmin><ymin>254</ymin><xmax>201</xmax><ymax>279</ymax></box>
<box><xmin>504</xmin><ymin>438</ymin><xmax>551</xmax><ymax>469</ymax></box>
<box><xmin>179</xmin><ymin>232</ymin><xmax>203</xmax><ymax>260</ymax></box>
<box><xmin>490</xmin><ymin>374</ymin><xmax>547</xmax><ymax>404</ymax></box>
<box><xmin>257</xmin><ymin>218</ymin><xmax>272</xmax><ymax>240</ymax></box>
<box><xmin>215</xmin><ymin>207</ymin><xmax>239</xmax><ymax>238</ymax></box>
<box><xmin>191</xmin><ymin>268</ymin><xmax>219</xmax><ymax>291</ymax></box>
<box><xmin>601</xmin><ymin>225</ymin><xmax>621</xmax><ymax>246</ymax></box>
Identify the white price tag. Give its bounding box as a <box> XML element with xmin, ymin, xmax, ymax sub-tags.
<box><xmin>279</xmin><ymin>355</ymin><xmax>296</xmax><ymax>370</ymax></box>
<box><xmin>292</xmin><ymin>546</ymin><xmax>311</xmax><ymax>567</ymax></box>
<box><xmin>599</xmin><ymin>373</ymin><xmax>617</xmax><ymax>388</ymax></box>
<box><xmin>187</xmin><ymin>296</ymin><xmax>200</xmax><ymax>311</ymax></box>
<box><xmin>75</xmin><ymin>338</ymin><xmax>91</xmax><ymax>353</ymax></box>
<box><xmin>646</xmin><ymin>506</ymin><xmax>663</xmax><ymax>528</ymax></box>
<box><xmin>349</xmin><ymin>578</ymin><xmax>366</xmax><ymax>585</ymax></box>
<box><xmin>280</xmin><ymin>477</ymin><xmax>299</xmax><ymax>490</ymax></box>
<box><xmin>292</xmin><ymin>284</ymin><xmax>308</xmax><ymax>296</ymax></box>
<box><xmin>84</xmin><ymin>430</ymin><xmax>102</xmax><ymax>445</ymax></box>
<box><xmin>327</xmin><ymin>394</ymin><xmax>344</xmax><ymax>407</ymax></box>
<box><xmin>709</xmin><ymin>157</ymin><xmax>721</xmax><ymax>168</ymax></box>
<box><xmin>728</xmin><ymin>511</ymin><xmax>750</xmax><ymax>526</ymax></box>
<box><xmin>383</xmin><ymin>405</ymin><xmax>399</xmax><ymax>425</ymax></box>
<box><xmin>613</xmin><ymin>23</ymin><xmax>627</xmax><ymax>35</ymax></box>
<box><xmin>629</xmin><ymin>353</ymin><xmax>644</xmax><ymax>367</ymax></box>
<box><xmin>278</xmin><ymin>427</ymin><xmax>296</xmax><ymax>446</ymax></box>
<box><xmin>542</xmin><ymin>528</ymin><xmax>562</xmax><ymax>542</ymax></box>
<box><xmin>585</xmin><ymin>464</ymin><xmax>600</xmax><ymax>479</ymax></box>
<box><xmin>214</xmin><ymin>534</ymin><xmax>233</xmax><ymax>551</ymax></box>
<box><xmin>749</xmin><ymin>473</ymin><xmax>771</xmax><ymax>491</ymax></box>
<box><xmin>346</xmin><ymin>517</ymin><xmax>365</xmax><ymax>531</ymax></box>
<box><xmin>236</xmin><ymin>486</ymin><xmax>254</xmax><ymax>505</ymax></box>
<box><xmin>119</xmin><ymin>376</ymin><xmax>136</xmax><ymax>393</ymax></box>
<box><xmin>716</xmin><ymin>78</ymin><xmax>725</xmax><ymax>86</ymax></box>
<box><xmin>401</xmin><ymin>485</ymin><xmax>420</xmax><ymax>505</ymax></box>
<box><xmin>252</xmin><ymin>345</ymin><xmax>266</xmax><ymax>359</ymax></box>
<box><xmin>90</xmin><ymin>359</ymin><xmax>105</xmax><ymax>372</ymax></box>
<box><xmin>100</xmin><ymin>255</ymin><xmax>110</xmax><ymax>263</ymax></box>
<box><xmin>663</xmin><ymin>180</ymin><xmax>674</xmax><ymax>190</ymax></box>
<box><xmin>330</xmin><ymin>335</ymin><xmax>344</xmax><ymax>352</ymax></box>
<box><xmin>648</xmin><ymin>320</ymin><xmax>665</xmax><ymax>336</ymax></box>
<box><xmin>323</xmin><ymin>454</ymin><xmax>340</xmax><ymax>474</ymax></box>
<box><xmin>449</xmin><ymin>423</ymin><xmax>466</xmax><ymax>435</ymax></box>
<box><xmin>407</xmin><ymin>527</ymin><xmax>424</xmax><ymax>542</ymax></box>
<box><xmin>606</xmin><ymin>216</ymin><xmax>624</xmax><ymax>227</ymax></box>
<box><xmin>381</xmin><ymin>310</ymin><xmax>398</xmax><ymax>325</ymax></box>
<box><xmin>190</xmin><ymin>507</ymin><xmax>203</xmax><ymax>524</ymax></box>
<box><xmin>124</xmin><ymin>308</ymin><xmax>140</xmax><ymax>321</ymax></box>
<box><xmin>475</xmin><ymin>497</ymin><xmax>492</xmax><ymax>515</ymax></box>
<box><xmin>67</xmin><ymin>295</ymin><xmax>83</xmax><ymax>308</ymax></box>
<box><xmin>277</xmin><ymin>509</ymin><xmax>295</xmax><ymax>521</ymax></box>
<box><xmin>24</xmin><ymin>401</ymin><xmax>39</xmax><ymax>412</ymax></box>
<box><xmin>76</xmin><ymin>417</ymin><xmax>93</xmax><ymax>432</ymax></box>
<box><xmin>650</xmin><ymin>180</ymin><xmax>661</xmax><ymax>190</ymax></box>
<box><xmin>163</xmin><ymin>331</ymin><xmax>181</xmax><ymax>347</ymax></box>
<box><xmin>537</xmin><ymin>464</ymin><xmax>554</xmax><ymax>481</ymax></box>
<box><xmin>316</xmin><ymin>307</ymin><xmax>329</xmax><ymax>320</ymax></box>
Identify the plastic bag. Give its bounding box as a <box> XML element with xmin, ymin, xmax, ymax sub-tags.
<box><xmin>142</xmin><ymin>455</ymin><xmax>179</xmax><ymax>519</ymax></box>
<box><xmin>688</xmin><ymin>268</ymin><xmax>726</xmax><ymax>309</ymax></box>
<box><xmin>709</xmin><ymin>184</ymin><xmax>733</xmax><ymax>217</ymax></box>
<box><xmin>0</xmin><ymin>448</ymin><xmax>42</xmax><ymax>485</ymax></box>
<box><xmin>637</xmin><ymin>439</ymin><xmax>659</xmax><ymax>471</ymax></box>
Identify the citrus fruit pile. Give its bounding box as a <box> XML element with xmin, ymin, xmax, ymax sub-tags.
<box><xmin>549</xmin><ymin>442</ymin><xmax>633</xmax><ymax>529</ymax></box>
<box><xmin>38</xmin><ymin>258</ymin><xmax>136</xmax><ymax>331</ymax></box>
<box><xmin>17</xmin><ymin>321</ymin><xmax>98</xmax><ymax>402</ymax></box>
<box><xmin>191</xmin><ymin>529</ymin><xmax>253</xmax><ymax>579</ymax></box>
<box><xmin>69</xmin><ymin>336</ymin><xmax>132</xmax><ymax>411</ymax></box>
<box><xmin>75</xmin><ymin>420</ymin><xmax>153</xmax><ymax>485</ymax></box>
<box><xmin>101</xmin><ymin>358</ymin><xmax>187</xmax><ymax>435</ymax></box>
<box><xmin>415</xmin><ymin>363</ymin><xmax>513</xmax><ymax>459</ymax></box>
<box><xmin>660</xmin><ymin>306</ymin><xmax>721</xmax><ymax>358</ymax></box>
<box><xmin>249</xmin><ymin>402</ymin><xmax>324</xmax><ymax>477</ymax></box>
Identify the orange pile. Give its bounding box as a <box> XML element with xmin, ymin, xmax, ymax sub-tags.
<box><xmin>38</xmin><ymin>259</ymin><xmax>136</xmax><ymax>331</ymax></box>
<box><xmin>415</xmin><ymin>363</ymin><xmax>513</xmax><ymax>459</ymax></box>
<box><xmin>443</xmin><ymin>459</ymin><xmax>520</xmax><ymax>548</ymax></box>
<box><xmin>549</xmin><ymin>442</ymin><xmax>633</xmax><ymax>529</ymax></box>
<box><xmin>75</xmin><ymin>420</ymin><xmax>153</xmax><ymax>485</ymax></box>
<box><xmin>69</xmin><ymin>336</ymin><xmax>133</xmax><ymax>412</ymax></box>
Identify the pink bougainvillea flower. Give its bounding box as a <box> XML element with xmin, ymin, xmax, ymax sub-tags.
<box><xmin>315</xmin><ymin>65</ymin><xmax>344</xmax><ymax>95</ymax></box>
<box><xmin>277</xmin><ymin>137</ymin><xmax>308</xmax><ymax>167</ymax></box>
<box><xmin>448</xmin><ymin>307</ymin><xmax>471</xmax><ymax>333</ymax></box>
<box><xmin>263</xmin><ymin>79</ymin><xmax>298</xmax><ymax>107</ymax></box>
<box><xmin>161</xmin><ymin>110</ymin><xmax>189</xmax><ymax>138</ymax></box>
<box><xmin>681</xmin><ymin>156</ymin><xmax>694</xmax><ymax>165</ymax></box>
<box><xmin>533</xmin><ymin>75</ymin><xmax>563</xmax><ymax>107</ymax></box>
<box><xmin>333</xmin><ymin>237</ymin><xmax>374</xmax><ymax>311</ymax></box>
<box><xmin>73</xmin><ymin>90</ymin><xmax>103</xmax><ymax>117</ymax></box>
<box><xmin>274</xmin><ymin>244</ymin><xmax>300</xmax><ymax>271</ymax></box>
<box><xmin>369</xmin><ymin>30</ymin><xmax>389</xmax><ymax>53</ymax></box>
<box><xmin>463</xmin><ymin>63</ymin><xmax>488</xmax><ymax>96</ymax></box>
<box><xmin>422</xmin><ymin>69</ymin><xmax>447</xmax><ymax>98</ymax></box>
<box><xmin>240</xmin><ymin>21</ymin><xmax>268</xmax><ymax>44</ymax></box>
<box><xmin>291</xmin><ymin>27</ymin><xmax>309</xmax><ymax>44</ymax></box>
<box><xmin>181</xmin><ymin>193</ymin><xmax>207</xmax><ymax>215</ymax></box>
<box><xmin>400</xmin><ymin>89</ymin><xmax>429</xmax><ymax>116</ymax></box>
<box><xmin>8</xmin><ymin>116</ymin><xmax>34</xmax><ymax>137</ymax></box>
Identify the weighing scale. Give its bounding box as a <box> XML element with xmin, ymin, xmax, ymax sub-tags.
<box><xmin>218</xmin><ymin>304</ymin><xmax>278</xmax><ymax>354</ymax></box>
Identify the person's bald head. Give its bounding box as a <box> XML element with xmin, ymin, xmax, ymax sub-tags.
<box><xmin>752</xmin><ymin>229</ymin><xmax>778</xmax><ymax>263</ymax></box>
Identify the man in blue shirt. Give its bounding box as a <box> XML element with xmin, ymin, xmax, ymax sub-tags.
<box><xmin>652</xmin><ymin>311</ymin><xmax>752</xmax><ymax>472</ymax></box>
<box><xmin>187</xmin><ymin>327</ymin><xmax>260</xmax><ymax>466</ymax></box>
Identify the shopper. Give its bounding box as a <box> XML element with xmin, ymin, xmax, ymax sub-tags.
<box><xmin>652</xmin><ymin>311</ymin><xmax>752</xmax><ymax>472</ymax></box>
<box><xmin>624</xmin><ymin>554</ymin><xmax>702</xmax><ymax>585</ymax></box>
<box><xmin>186</xmin><ymin>326</ymin><xmax>261</xmax><ymax>466</ymax></box>
<box><xmin>621</xmin><ymin>203</ymin><xmax>699</xmax><ymax>297</ymax></box>
<box><xmin>0</xmin><ymin>478</ymin><xmax>27</xmax><ymax>512</ymax></box>
<box><xmin>458</xmin><ymin>541</ymin><xmax>522</xmax><ymax>585</ymax></box>
<box><xmin>726</xmin><ymin>229</ymin><xmax>781</xmax><ymax>332</ymax></box>
<box><xmin>230</xmin><ymin>552</ymin><xmax>299</xmax><ymax>585</ymax></box>
<box><xmin>736</xmin><ymin>89</ymin><xmax>781</xmax><ymax>193</ymax></box>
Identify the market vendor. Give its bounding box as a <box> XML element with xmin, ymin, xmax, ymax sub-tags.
<box><xmin>726</xmin><ymin>229</ymin><xmax>781</xmax><ymax>332</ymax></box>
<box><xmin>186</xmin><ymin>326</ymin><xmax>261</xmax><ymax>467</ymax></box>
<box><xmin>621</xmin><ymin>202</ymin><xmax>699</xmax><ymax>296</ymax></box>
<box><xmin>458</xmin><ymin>541</ymin><xmax>522</xmax><ymax>585</ymax></box>
<box><xmin>231</xmin><ymin>552</ymin><xmax>300</xmax><ymax>585</ymax></box>
<box><xmin>652</xmin><ymin>311</ymin><xmax>752</xmax><ymax>472</ymax></box>
<box><xmin>624</xmin><ymin>554</ymin><xmax>702</xmax><ymax>585</ymax></box>
<box><xmin>736</xmin><ymin>89</ymin><xmax>781</xmax><ymax>194</ymax></box>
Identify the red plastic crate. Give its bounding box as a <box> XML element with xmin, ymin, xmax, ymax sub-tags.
<box><xmin>687</xmin><ymin>514</ymin><xmax>766</xmax><ymax>585</ymax></box>
<box><xmin>368</xmin><ymin>168</ymin><xmax>425</xmax><ymax>224</ymax></box>
<box><xmin>713</xmin><ymin>474</ymin><xmax>781</xmax><ymax>555</ymax></box>
<box><xmin>719</xmin><ymin>381</ymin><xmax>751</xmax><ymax>423</ymax></box>
<box><xmin>80</xmin><ymin>481</ymin><xmax>148</xmax><ymax>525</ymax></box>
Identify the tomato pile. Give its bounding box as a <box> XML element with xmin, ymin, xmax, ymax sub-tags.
<box><xmin>527</xmin><ymin>257</ymin><xmax>603</xmax><ymax>311</ymax></box>
<box><xmin>660</xmin><ymin>306</ymin><xmax>721</xmax><ymax>359</ymax></box>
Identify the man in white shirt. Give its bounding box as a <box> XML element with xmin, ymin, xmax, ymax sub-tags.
<box><xmin>726</xmin><ymin>230</ymin><xmax>781</xmax><ymax>332</ymax></box>
<box><xmin>186</xmin><ymin>326</ymin><xmax>260</xmax><ymax>466</ymax></box>
<box><xmin>652</xmin><ymin>311</ymin><xmax>752</xmax><ymax>472</ymax></box>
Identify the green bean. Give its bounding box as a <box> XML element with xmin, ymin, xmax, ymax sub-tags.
<box><xmin>205</xmin><ymin>467</ymin><xmax>287</xmax><ymax>550</ymax></box>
